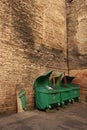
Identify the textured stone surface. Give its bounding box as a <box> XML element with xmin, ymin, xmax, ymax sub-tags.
<box><xmin>70</xmin><ymin>69</ymin><xmax>87</xmax><ymax>102</ymax></box>
<box><xmin>67</xmin><ymin>0</ymin><xmax>87</xmax><ymax>101</ymax></box>
<box><xmin>67</xmin><ymin>0</ymin><xmax>87</xmax><ymax>69</ymax></box>
<box><xmin>0</xmin><ymin>0</ymin><xmax>87</xmax><ymax>113</ymax></box>
<box><xmin>0</xmin><ymin>0</ymin><xmax>67</xmax><ymax>113</ymax></box>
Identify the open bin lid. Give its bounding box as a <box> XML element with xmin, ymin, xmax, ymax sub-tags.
<box><xmin>51</xmin><ymin>73</ymin><xmax>63</xmax><ymax>84</ymax></box>
<box><xmin>61</xmin><ymin>76</ymin><xmax>75</xmax><ymax>84</ymax></box>
<box><xmin>50</xmin><ymin>73</ymin><xmax>63</xmax><ymax>87</ymax></box>
<box><xmin>33</xmin><ymin>71</ymin><xmax>53</xmax><ymax>89</ymax></box>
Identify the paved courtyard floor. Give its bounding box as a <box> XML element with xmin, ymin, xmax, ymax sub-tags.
<box><xmin>0</xmin><ymin>102</ymin><xmax>87</xmax><ymax>130</ymax></box>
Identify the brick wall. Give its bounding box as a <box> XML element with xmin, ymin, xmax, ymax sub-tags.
<box><xmin>0</xmin><ymin>0</ymin><xmax>67</xmax><ymax>113</ymax></box>
<box><xmin>66</xmin><ymin>0</ymin><xmax>87</xmax><ymax>101</ymax></box>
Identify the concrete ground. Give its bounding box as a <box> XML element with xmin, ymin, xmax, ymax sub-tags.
<box><xmin>0</xmin><ymin>102</ymin><xmax>87</xmax><ymax>130</ymax></box>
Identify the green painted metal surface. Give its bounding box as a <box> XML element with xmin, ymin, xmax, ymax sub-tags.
<box><xmin>61</xmin><ymin>76</ymin><xmax>80</xmax><ymax>102</ymax></box>
<box><xmin>19</xmin><ymin>89</ymin><xmax>26</xmax><ymax>110</ymax></box>
<box><xmin>35</xmin><ymin>88</ymin><xmax>60</xmax><ymax>110</ymax></box>
<box><xmin>34</xmin><ymin>71</ymin><xmax>80</xmax><ymax>110</ymax></box>
<box><xmin>63</xmin><ymin>84</ymin><xmax>80</xmax><ymax>101</ymax></box>
<box><xmin>34</xmin><ymin>71</ymin><xmax>61</xmax><ymax>110</ymax></box>
<box><xmin>34</xmin><ymin>71</ymin><xmax>53</xmax><ymax>89</ymax></box>
<box><xmin>59</xmin><ymin>87</ymin><xmax>72</xmax><ymax>104</ymax></box>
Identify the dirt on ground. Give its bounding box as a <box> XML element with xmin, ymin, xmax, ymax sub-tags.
<box><xmin>0</xmin><ymin>102</ymin><xmax>87</xmax><ymax>130</ymax></box>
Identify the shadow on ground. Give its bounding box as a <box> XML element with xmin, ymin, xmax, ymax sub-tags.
<box><xmin>0</xmin><ymin>102</ymin><xmax>87</xmax><ymax>130</ymax></box>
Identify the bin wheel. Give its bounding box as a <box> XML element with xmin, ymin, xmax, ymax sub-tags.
<box><xmin>46</xmin><ymin>108</ymin><xmax>58</xmax><ymax>113</ymax></box>
<box><xmin>78</xmin><ymin>97</ymin><xmax>80</xmax><ymax>102</ymax></box>
<box><xmin>46</xmin><ymin>108</ymin><xmax>50</xmax><ymax>112</ymax></box>
<box><xmin>71</xmin><ymin>99</ymin><xmax>74</xmax><ymax>104</ymax></box>
<box><xmin>61</xmin><ymin>102</ymin><xmax>65</xmax><ymax>108</ymax></box>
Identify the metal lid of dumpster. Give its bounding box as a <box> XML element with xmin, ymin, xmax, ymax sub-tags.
<box><xmin>61</xmin><ymin>76</ymin><xmax>75</xmax><ymax>84</ymax></box>
<box><xmin>50</xmin><ymin>73</ymin><xmax>63</xmax><ymax>88</ymax></box>
<box><xmin>33</xmin><ymin>71</ymin><xmax>53</xmax><ymax>89</ymax></box>
<box><xmin>63</xmin><ymin>84</ymin><xmax>80</xmax><ymax>88</ymax></box>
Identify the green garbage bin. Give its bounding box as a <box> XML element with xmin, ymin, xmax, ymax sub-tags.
<box><xmin>64</xmin><ymin>84</ymin><xmax>80</xmax><ymax>101</ymax></box>
<box><xmin>61</xmin><ymin>76</ymin><xmax>80</xmax><ymax>102</ymax></box>
<box><xmin>50</xmin><ymin>74</ymin><xmax>73</xmax><ymax>105</ymax></box>
<box><xmin>59</xmin><ymin>87</ymin><xmax>72</xmax><ymax>105</ymax></box>
<box><xmin>19</xmin><ymin>89</ymin><xmax>26</xmax><ymax>110</ymax></box>
<box><xmin>71</xmin><ymin>84</ymin><xmax>80</xmax><ymax>101</ymax></box>
<box><xmin>34</xmin><ymin>71</ymin><xmax>60</xmax><ymax>110</ymax></box>
<box><xmin>35</xmin><ymin>87</ymin><xmax>60</xmax><ymax>110</ymax></box>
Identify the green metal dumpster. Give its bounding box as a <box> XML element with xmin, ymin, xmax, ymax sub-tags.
<box><xmin>19</xmin><ymin>89</ymin><xmax>26</xmax><ymax>110</ymax></box>
<box><xmin>71</xmin><ymin>84</ymin><xmax>80</xmax><ymax>101</ymax></box>
<box><xmin>35</xmin><ymin>88</ymin><xmax>60</xmax><ymax>110</ymax></box>
<box><xmin>61</xmin><ymin>76</ymin><xmax>80</xmax><ymax>102</ymax></box>
<box><xmin>34</xmin><ymin>71</ymin><xmax>60</xmax><ymax>110</ymax></box>
<box><xmin>50</xmin><ymin>75</ymin><xmax>73</xmax><ymax>105</ymax></box>
<box><xmin>64</xmin><ymin>84</ymin><xmax>80</xmax><ymax>102</ymax></box>
<box><xmin>50</xmin><ymin>73</ymin><xmax>72</xmax><ymax>105</ymax></box>
<box><xmin>59</xmin><ymin>87</ymin><xmax>72</xmax><ymax>105</ymax></box>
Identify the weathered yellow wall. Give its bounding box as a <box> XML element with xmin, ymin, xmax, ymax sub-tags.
<box><xmin>1</xmin><ymin>0</ymin><xmax>87</xmax><ymax>113</ymax></box>
<box><xmin>67</xmin><ymin>0</ymin><xmax>87</xmax><ymax>101</ymax></box>
<box><xmin>0</xmin><ymin>0</ymin><xmax>67</xmax><ymax>113</ymax></box>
